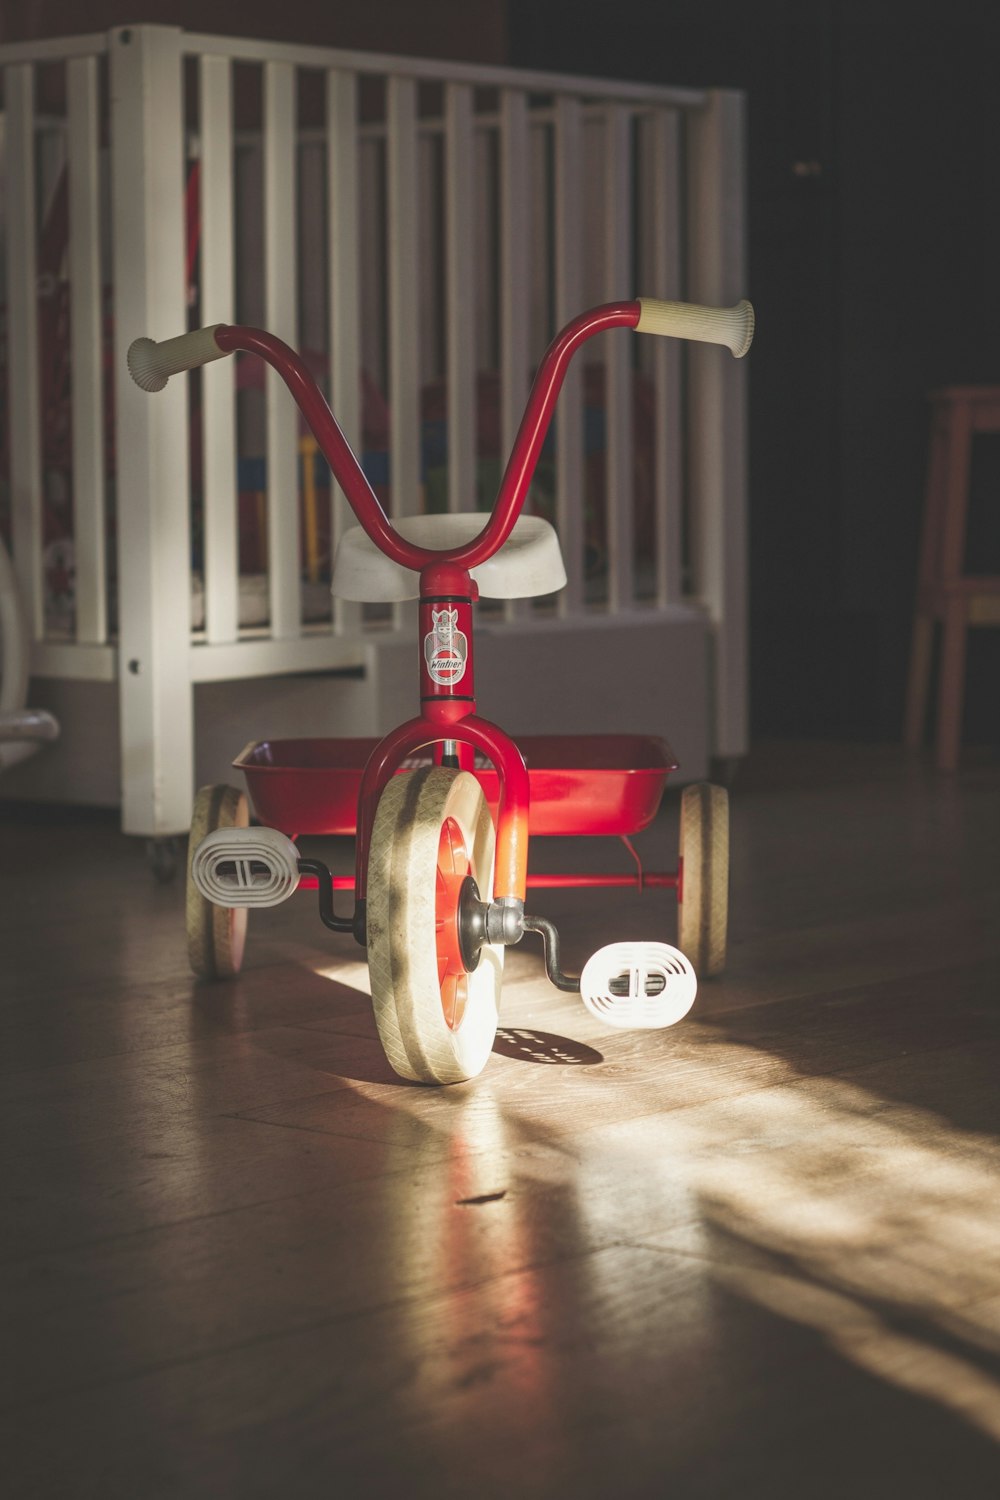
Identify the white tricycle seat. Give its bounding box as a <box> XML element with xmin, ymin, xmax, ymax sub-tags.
<box><xmin>331</xmin><ymin>511</ymin><xmax>567</xmax><ymax>602</ymax></box>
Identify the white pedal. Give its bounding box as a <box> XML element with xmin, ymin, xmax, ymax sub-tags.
<box><xmin>579</xmin><ymin>942</ymin><xmax>697</xmax><ymax>1030</ymax></box>
<box><xmin>191</xmin><ymin>826</ymin><xmax>301</xmax><ymax>909</ymax></box>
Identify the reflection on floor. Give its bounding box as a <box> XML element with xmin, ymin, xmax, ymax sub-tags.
<box><xmin>3</xmin><ymin>741</ymin><xmax>1000</xmax><ymax>1497</ymax></box>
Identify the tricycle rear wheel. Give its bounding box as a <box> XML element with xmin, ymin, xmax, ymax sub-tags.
<box><xmin>678</xmin><ymin>782</ymin><xmax>729</xmax><ymax>977</ymax></box>
<box><xmin>186</xmin><ymin>784</ymin><xmax>249</xmax><ymax>979</ymax></box>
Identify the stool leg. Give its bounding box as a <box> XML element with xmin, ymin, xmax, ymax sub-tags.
<box><xmin>936</xmin><ymin>596</ymin><xmax>968</xmax><ymax>772</ymax></box>
<box><xmin>904</xmin><ymin>404</ymin><xmax>948</xmax><ymax>749</ymax></box>
<box><xmin>904</xmin><ymin>613</ymin><xmax>935</xmax><ymax>749</ymax></box>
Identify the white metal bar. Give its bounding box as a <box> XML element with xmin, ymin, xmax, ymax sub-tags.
<box><xmin>530</xmin><ymin>123</ymin><xmax>551</xmax><ymax>357</ymax></box>
<box><xmin>417</xmin><ymin>131</ymin><xmax>440</xmax><ymax>389</ymax></box>
<box><xmin>642</xmin><ymin>108</ymin><xmax>683</xmax><ymax>607</ymax></box>
<box><xmin>500</xmin><ymin>89</ymin><xmax>530</xmax><ymax>621</ymax></box>
<box><xmin>189</xmin><ymin>635</ymin><xmax>367</xmax><ymax>682</ymax></box>
<box><xmin>31</xmin><ymin>642</ymin><xmax>117</xmax><ymax>681</ymax></box>
<box><xmin>387</xmin><ymin>77</ymin><xmax>421</xmax><ymax>521</ymax></box>
<box><xmin>109</xmin><ymin>24</ymin><xmax>193</xmax><ymax>835</ymax></box>
<box><xmin>264</xmin><ymin>60</ymin><xmax>301</xmax><ymax>638</ymax></box>
<box><xmin>182</xmin><ymin>32</ymin><xmax>708</xmax><ymax>109</ymax></box>
<box><xmin>554</xmin><ymin>95</ymin><xmax>585</xmax><ymax>617</ymax></box>
<box><xmin>686</xmin><ymin>89</ymin><xmax>749</xmax><ymax>759</ymax></box>
<box><xmin>67</xmin><ymin>57</ymin><xmax>107</xmax><ymax>645</ymax></box>
<box><xmin>474</xmin><ymin>127</ymin><xmax>497</xmax><ymax>376</ymax></box>
<box><xmin>235</xmin><ymin>99</ymin><xmax>683</xmax><ymax>151</ymax></box>
<box><xmin>445</xmin><ymin>83</ymin><xmax>476</xmax><ymax>514</ymax></box>
<box><xmin>198</xmin><ymin>54</ymin><xmax>239</xmax><ymax>645</ymax></box>
<box><xmin>327</xmin><ymin>68</ymin><xmax>362</xmax><ymax>634</ymax></box>
<box><xmin>4</xmin><ymin>64</ymin><xmax>44</xmax><ymax>641</ymax></box>
<box><xmin>358</xmin><ymin>136</ymin><xmax>385</xmax><ymax>396</ymax></box>
<box><xmin>604</xmin><ymin>105</ymin><xmax>634</xmax><ymax>613</ymax></box>
<box><xmin>0</xmin><ymin>34</ymin><xmax>109</xmax><ymax>64</ymax></box>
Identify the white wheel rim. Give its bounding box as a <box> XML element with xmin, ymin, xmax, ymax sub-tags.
<box><xmin>367</xmin><ymin>768</ymin><xmax>503</xmax><ymax>1085</ymax></box>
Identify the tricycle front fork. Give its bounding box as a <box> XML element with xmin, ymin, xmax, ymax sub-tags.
<box><xmin>351</xmin><ymin>560</ymin><xmax>530</xmax><ymax>942</ymax></box>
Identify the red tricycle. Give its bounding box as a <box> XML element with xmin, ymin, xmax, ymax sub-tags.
<box><xmin>129</xmin><ymin>295</ymin><xmax>753</xmax><ymax>1084</ymax></box>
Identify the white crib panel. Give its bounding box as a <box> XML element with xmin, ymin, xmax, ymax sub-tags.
<box><xmin>0</xmin><ymin>25</ymin><xmax>749</xmax><ymax>825</ymax></box>
<box><xmin>553</xmin><ymin>95</ymin><xmax>585</xmax><ymax>617</ymax></box>
<box><xmin>199</xmin><ymin>54</ymin><xmax>239</xmax><ymax>645</ymax></box>
<box><xmin>687</xmin><ymin>89</ymin><xmax>749</xmax><ymax>759</ymax></box>
<box><xmin>604</xmin><ymin>105</ymin><xmax>635</xmax><ymax>614</ymax></box>
<box><xmin>264</xmin><ymin>61</ymin><xmax>301</xmax><ymax>640</ymax></box>
<box><xmin>4</xmin><ymin>64</ymin><xmax>43</xmax><ymax>641</ymax></box>
<box><xmin>445</xmin><ymin>83</ymin><xmax>477</xmax><ymax>514</ymax></box>
<box><xmin>641</xmin><ymin>108</ymin><xmax>683</xmax><ymax>608</ymax></box>
<box><xmin>109</xmin><ymin>25</ymin><xmax>193</xmax><ymax>836</ymax></box>
<box><xmin>327</xmin><ymin>69</ymin><xmax>362</xmax><ymax>634</ymax></box>
<box><xmin>67</xmin><ymin>57</ymin><xmax>107</xmax><ymax>646</ymax></box>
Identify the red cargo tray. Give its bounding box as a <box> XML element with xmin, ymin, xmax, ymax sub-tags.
<box><xmin>234</xmin><ymin>734</ymin><xmax>677</xmax><ymax>839</ymax></box>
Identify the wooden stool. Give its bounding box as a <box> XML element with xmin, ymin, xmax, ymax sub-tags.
<box><xmin>904</xmin><ymin>385</ymin><xmax>1000</xmax><ymax>770</ymax></box>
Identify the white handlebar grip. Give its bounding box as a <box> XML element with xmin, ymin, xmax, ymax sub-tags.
<box><xmin>635</xmin><ymin>298</ymin><xmax>754</xmax><ymax>358</ymax></box>
<box><xmin>127</xmin><ymin>324</ymin><xmax>228</xmax><ymax>392</ymax></box>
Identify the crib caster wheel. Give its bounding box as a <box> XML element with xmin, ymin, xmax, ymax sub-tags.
<box><xmin>187</xmin><ymin>784</ymin><xmax>249</xmax><ymax>980</ymax></box>
<box><xmin>366</xmin><ymin>767</ymin><xmax>504</xmax><ymax>1085</ymax></box>
<box><xmin>678</xmin><ymin>782</ymin><xmax>729</xmax><ymax>977</ymax></box>
<box><xmin>146</xmin><ymin>836</ymin><xmax>178</xmax><ymax>884</ymax></box>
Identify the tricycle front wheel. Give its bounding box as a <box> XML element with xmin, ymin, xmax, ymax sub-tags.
<box><xmin>367</xmin><ymin>767</ymin><xmax>504</xmax><ymax>1085</ymax></box>
<box><xmin>186</xmin><ymin>783</ymin><xmax>249</xmax><ymax>980</ymax></box>
<box><xmin>678</xmin><ymin>782</ymin><xmax>729</xmax><ymax>977</ymax></box>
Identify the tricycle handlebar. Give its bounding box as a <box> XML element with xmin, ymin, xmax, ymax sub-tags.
<box><xmin>636</xmin><ymin>297</ymin><xmax>754</xmax><ymax>357</ymax></box>
<box><xmin>126</xmin><ymin>297</ymin><xmax>752</xmax><ymax>576</ymax></box>
<box><xmin>127</xmin><ymin>324</ymin><xmax>229</xmax><ymax>391</ymax></box>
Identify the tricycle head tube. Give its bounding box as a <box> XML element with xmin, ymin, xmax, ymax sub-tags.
<box><xmin>420</xmin><ymin>561</ymin><xmax>476</xmax><ymax>707</ymax></box>
<box><xmin>353</xmin><ymin>711</ymin><xmax>530</xmax><ymax>907</ymax></box>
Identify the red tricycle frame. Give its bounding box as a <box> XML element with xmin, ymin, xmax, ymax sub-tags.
<box><xmin>132</xmin><ymin>289</ymin><xmax>748</xmax><ymax>1079</ymax></box>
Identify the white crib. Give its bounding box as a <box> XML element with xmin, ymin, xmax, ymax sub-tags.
<box><xmin>0</xmin><ymin>25</ymin><xmax>748</xmax><ymax>838</ymax></box>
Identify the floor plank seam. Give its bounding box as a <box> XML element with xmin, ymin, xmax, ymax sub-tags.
<box><xmin>0</xmin><ymin>1237</ymin><xmax>636</xmax><ymax>1417</ymax></box>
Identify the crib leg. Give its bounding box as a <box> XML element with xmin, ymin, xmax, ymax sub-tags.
<box><xmin>111</xmin><ymin>24</ymin><xmax>196</xmax><ymax>838</ymax></box>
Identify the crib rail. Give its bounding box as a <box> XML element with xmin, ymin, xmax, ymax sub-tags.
<box><xmin>0</xmin><ymin>25</ymin><xmax>747</xmax><ymax>833</ymax></box>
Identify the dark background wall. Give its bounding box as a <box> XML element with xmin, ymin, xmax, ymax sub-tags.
<box><xmin>511</xmin><ymin>0</ymin><xmax>1000</xmax><ymax>745</ymax></box>
<box><xmin>6</xmin><ymin>0</ymin><xmax>1000</xmax><ymax>746</ymax></box>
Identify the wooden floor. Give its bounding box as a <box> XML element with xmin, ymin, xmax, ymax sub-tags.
<box><xmin>3</xmin><ymin>741</ymin><xmax>1000</xmax><ymax>1497</ymax></box>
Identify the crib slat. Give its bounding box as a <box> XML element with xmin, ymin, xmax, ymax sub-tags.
<box><xmin>66</xmin><ymin>58</ymin><xmax>107</xmax><ymax>646</ymax></box>
<box><xmin>327</xmin><ymin>69</ymin><xmax>362</xmax><ymax>634</ymax></box>
<box><xmin>604</xmin><ymin>105</ymin><xmax>634</xmax><ymax>613</ymax></box>
<box><xmin>554</xmin><ymin>95</ymin><xmax>585</xmax><ymax>617</ymax></box>
<box><xmin>264</xmin><ymin>61</ymin><xmax>301</xmax><ymax>639</ymax></box>
<box><xmin>500</xmin><ymin>89</ymin><xmax>530</xmax><ymax>620</ymax></box>
<box><xmin>643</xmin><ymin>108</ymin><xmax>683</xmax><ymax>608</ymax></box>
<box><xmin>687</xmin><ymin>89</ymin><xmax>749</xmax><ymax>759</ymax></box>
<box><xmin>387</xmin><ymin>77</ymin><xmax>421</xmax><ymax>523</ymax></box>
<box><xmin>4</xmin><ymin>64</ymin><xmax>44</xmax><ymax>641</ymax></box>
<box><xmin>445</xmin><ymin>84</ymin><xmax>476</xmax><ymax>514</ymax></box>
<box><xmin>199</xmin><ymin>54</ymin><xmax>239</xmax><ymax>645</ymax></box>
